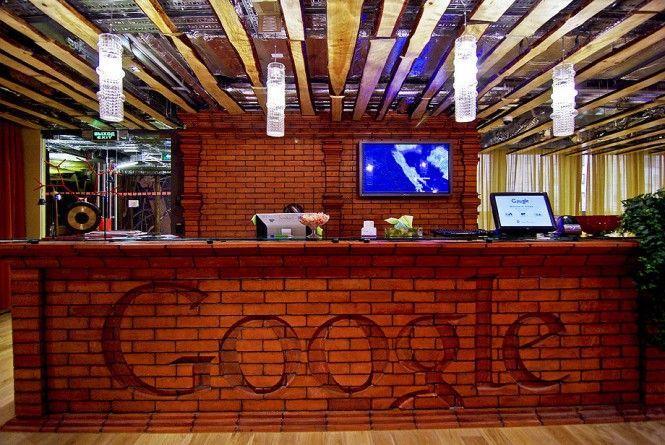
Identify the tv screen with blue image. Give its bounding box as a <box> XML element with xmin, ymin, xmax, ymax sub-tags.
<box><xmin>359</xmin><ymin>141</ymin><xmax>452</xmax><ymax>196</ymax></box>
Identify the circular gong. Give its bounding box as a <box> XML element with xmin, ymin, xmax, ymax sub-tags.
<box><xmin>65</xmin><ymin>201</ymin><xmax>101</xmax><ymax>233</ymax></box>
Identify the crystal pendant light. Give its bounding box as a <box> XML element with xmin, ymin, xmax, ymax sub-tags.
<box><xmin>96</xmin><ymin>33</ymin><xmax>125</xmax><ymax>123</ymax></box>
<box><xmin>453</xmin><ymin>33</ymin><xmax>478</xmax><ymax>123</ymax></box>
<box><xmin>266</xmin><ymin>61</ymin><xmax>286</xmax><ymax>137</ymax></box>
<box><xmin>550</xmin><ymin>62</ymin><xmax>577</xmax><ymax>136</ymax></box>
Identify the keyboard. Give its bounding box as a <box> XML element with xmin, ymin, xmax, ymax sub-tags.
<box><xmin>431</xmin><ymin>229</ymin><xmax>490</xmax><ymax>239</ymax></box>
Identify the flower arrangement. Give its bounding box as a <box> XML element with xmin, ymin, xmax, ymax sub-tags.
<box><xmin>299</xmin><ymin>213</ymin><xmax>330</xmax><ymax>240</ymax></box>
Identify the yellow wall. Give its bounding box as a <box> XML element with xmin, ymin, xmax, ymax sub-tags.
<box><xmin>21</xmin><ymin>128</ymin><xmax>44</xmax><ymax>239</ymax></box>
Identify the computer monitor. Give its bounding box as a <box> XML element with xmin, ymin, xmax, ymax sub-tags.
<box><xmin>255</xmin><ymin>213</ymin><xmax>307</xmax><ymax>239</ymax></box>
<box><xmin>490</xmin><ymin>192</ymin><xmax>556</xmax><ymax>236</ymax></box>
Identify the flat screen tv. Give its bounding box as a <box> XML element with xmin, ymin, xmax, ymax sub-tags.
<box><xmin>359</xmin><ymin>141</ymin><xmax>452</xmax><ymax>196</ymax></box>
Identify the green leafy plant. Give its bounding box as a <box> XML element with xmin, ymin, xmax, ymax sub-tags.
<box><xmin>620</xmin><ymin>189</ymin><xmax>665</xmax><ymax>347</ymax></box>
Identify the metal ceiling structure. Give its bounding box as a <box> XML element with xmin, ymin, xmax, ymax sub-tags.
<box><xmin>0</xmin><ymin>0</ymin><xmax>663</xmax><ymax>154</ymax></box>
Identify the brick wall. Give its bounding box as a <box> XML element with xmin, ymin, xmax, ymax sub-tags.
<box><xmin>5</xmin><ymin>240</ymin><xmax>663</xmax><ymax>420</ymax></box>
<box><xmin>177</xmin><ymin>113</ymin><xmax>480</xmax><ymax>238</ymax></box>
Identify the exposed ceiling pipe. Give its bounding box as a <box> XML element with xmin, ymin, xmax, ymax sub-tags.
<box><xmin>125</xmin><ymin>34</ymin><xmax>193</xmax><ymax>96</ymax></box>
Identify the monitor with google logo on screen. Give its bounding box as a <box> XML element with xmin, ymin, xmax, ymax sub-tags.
<box><xmin>490</xmin><ymin>192</ymin><xmax>556</xmax><ymax>236</ymax></box>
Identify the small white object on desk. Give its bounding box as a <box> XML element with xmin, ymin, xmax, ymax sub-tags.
<box><xmin>281</xmin><ymin>228</ymin><xmax>292</xmax><ymax>238</ymax></box>
<box><xmin>361</xmin><ymin>220</ymin><xmax>377</xmax><ymax>239</ymax></box>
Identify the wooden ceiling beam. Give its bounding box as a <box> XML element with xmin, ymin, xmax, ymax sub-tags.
<box><xmin>376</xmin><ymin>0</ymin><xmax>408</xmax><ymax>38</ymax></box>
<box><xmin>0</xmin><ymin>12</ymin><xmax>164</xmax><ymax>129</ymax></box>
<box><xmin>0</xmin><ymin>98</ymin><xmax>78</xmax><ymax>129</ymax></box>
<box><xmin>376</xmin><ymin>0</ymin><xmax>451</xmax><ymax>120</ymax></box>
<box><xmin>597</xmin><ymin>138</ymin><xmax>665</xmax><ymax>156</ymax></box>
<box><xmin>24</xmin><ymin>0</ymin><xmax>193</xmax><ymax>123</ymax></box>
<box><xmin>508</xmin><ymin>96</ymin><xmax>665</xmax><ymax>154</ymax></box>
<box><xmin>476</xmin><ymin>0</ymin><xmax>665</xmax><ymax>124</ymax></box>
<box><xmin>477</xmin><ymin>0</ymin><xmax>574</xmax><ymax>79</ymax></box>
<box><xmin>478</xmin><ymin>0</ymin><xmax>614</xmax><ymax>101</ymax></box>
<box><xmin>482</xmin><ymin>68</ymin><xmax>665</xmax><ymax>153</ymax></box>
<box><xmin>575</xmin><ymin>128</ymin><xmax>665</xmax><ymax>156</ymax></box>
<box><xmin>353</xmin><ymin>38</ymin><xmax>396</xmax><ymax>120</ymax></box>
<box><xmin>289</xmin><ymin>41</ymin><xmax>315</xmax><ymax>116</ymax></box>
<box><xmin>133</xmin><ymin>0</ymin><xmax>242</xmax><ymax>114</ymax></box>
<box><xmin>279</xmin><ymin>0</ymin><xmax>315</xmax><ymax>116</ymax></box>
<box><xmin>479</xmin><ymin>27</ymin><xmax>665</xmax><ymax>134</ymax></box>
<box><xmin>411</xmin><ymin>0</ymin><xmax>516</xmax><ymax>122</ymax></box>
<box><xmin>352</xmin><ymin>0</ymin><xmax>409</xmax><ymax>120</ymax></box>
<box><xmin>0</xmin><ymin>40</ymin><xmax>145</xmax><ymax>130</ymax></box>
<box><xmin>208</xmin><ymin>0</ymin><xmax>265</xmax><ymax>110</ymax></box>
<box><xmin>543</xmin><ymin>117</ymin><xmax>665</xmax><ymax>156</ymax></box>
<box><xmin>327</xmin><ymin>0</ymin><xmax>364</xmax><ymax>121</ymax></box>
<box><xmin>0</xmin><ymin>111</ymin><xmax>43</xmax><ymax>129</ymax></box>
<box><xmin>1</xmin><ymin>8</ymin><xmax>186</xmax><ymax>127</ymax></box>
<box><xmin>0</xmin><ymin>76</ymin><xmax>110</xmax><ymax>129</ymax></box>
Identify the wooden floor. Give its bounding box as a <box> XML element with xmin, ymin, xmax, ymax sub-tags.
<box><xmin>0</xmin><ymin>312</ymin><xmax>663</xmax><ymax>444</ymax></box>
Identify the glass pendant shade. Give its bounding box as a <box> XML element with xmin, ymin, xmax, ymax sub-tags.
<box><xmin>453</xmin><ymin>34</ymin><xmax>478</xmax><ymax>123</ymax></box>
<box><xmin>266</xmin><ymin>61</ymin><xmax>286</xmax><ymax>137</ymax></box>
<box><xmin>550</xmin><ymin>62</ymin><xmax>577</xmax><ymax>137</ymax></box>
<box><xmin>96</xmin><ymin>33</ymin><xmax>125</xmax><ymax>123</ymax></box>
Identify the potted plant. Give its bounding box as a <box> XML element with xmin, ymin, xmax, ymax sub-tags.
<box><xmin>620</xmin><ymin>189</ymin><xmax>665</xmax><ymax>348</ymax></box>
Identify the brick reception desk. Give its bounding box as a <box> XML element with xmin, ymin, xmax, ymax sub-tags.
<box><xmin>1</xmin><ymin>240</ymin><xmax>664</xmax><ymax>432</ymax></box>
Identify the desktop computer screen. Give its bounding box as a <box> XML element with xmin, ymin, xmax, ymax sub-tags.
<box><xmin>490</xmin><ymin>192</ymin><xmax>556</xmax><ymax>235</ymax></box>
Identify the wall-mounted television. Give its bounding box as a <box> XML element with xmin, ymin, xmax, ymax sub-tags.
<box><xmin>359</xmin><ymin>141</ymin><xmax>452</xmax><ymax>197</ymax></box>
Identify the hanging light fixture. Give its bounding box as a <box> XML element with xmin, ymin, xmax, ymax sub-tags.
<box><xmin>96</xmin><ymin>33</ymin><xmax>125</xmax><ymax>123</ymax></box>
<box><xmin>550</xmin><ymin>62</ymin><xmax>577</xmax><ymax>136</ymax></box>
<box><xmin>266</xmin><ymin>60</ymin><xmax>286</xmax><ymax>137</ymax></box>
<box><xmin>454</xmin><ymin>34</ymin><xmax>478</xmax><ymax>123</ymax></box>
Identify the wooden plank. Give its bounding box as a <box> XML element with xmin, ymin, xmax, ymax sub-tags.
<box><xmin>376</xmin><ymin>0</ymin><xmax>408</xmax><ymax>38</ymax></box>
<box><xmin>134</xmin><ymin>0</ymin><xmax>242</xmax><ymax>114</ymax></box>
<box><xmin>353</xmin><ymin>38</ymin><xmax>396</xmax><ymax>120</ymax></box>
<box><xmin>477</xmin><ymin>0</ymin><xmax>574</xmax><ymax>78</ymax></box>
<box><xmin>0</xmin><ymin>35</ymin><xmax>95</xmax><ymax>100</ymax></box>
<box><xmin>479</xmin><ymin>26</ymin><xmax>665</xmax><ymax>133</ymax></box>
<box><xmin>330</xmin><ymin>95</ymin><xmax>344</xmax><ymax>122</ymax></box>
<box><xmin>208</xmin><ymin>0</ymin><xmax>262</xmax><ymax>88</ymax></box>
<box><xmin>412</xmin><ymin>18</ymin><xmax>494</xmax><ymax>120</ymax></box>
<box><xmin>473</xmin><ymin>0</ymin><xmax>519</xmax><ymax>22</ymax></box>
<box><xmin>479</xmin><ymin>29</ymin><xmax>665</xmax><ymax>133</ymax></box>
<box><xmin>377</xmin><ymin>0</ymin><xmax>451</xmax><ymax>120</ymax></box>
<box><xmin>0</xmin><ymin>76</ymin><xmax>110</xmax><ymax>129</ymax></box>
<box><xmin>280</xmin><ymin>0</ymin><xmax>305</xmax><ymax>41</ymax></box>
<box><xmin>478</xmin><ymin>0</ymin><xmax>615</xmax><ymax>99</ymax></box>
<box><xmin>597</xmin><ymin>138</ymin><xmax>665</xmax><ymax>156</ymax></box>
<box><xmin>0</xmin><ymin>8</ymin><xmax>180</xmax><ymax>125</ymax></box>
<box><xmin>574</xmin><ymin>128</ymin><xmax>665</xmax><ymax>156</ymax></box>
<box><xmin>327</xmin><ymin>0</ymin><xmax>364</xmax><ymax>116</ymax></box>
<box><xmin>508</xmin><ymin>96</ymin><xmax>665</xmax><ymax>154</ymax></box>
<box><xmin>26</xmin><ymin>0</ymin><xmax>99</xmax><ymax>49</ymax></box>
<box><xmin>0</xmin><ymin>98</ymin><xmax>77</xmax><ymax>129</ymax></box>
<box><xmin>476</xmin><ymin>0</ymin><xmax>665</xmax><ymax>123</ymax></box>
<box><xmin>0</xmin><ymin>35</ymin><xmax>153</xmax><ymax>129</ymax></box>
<box><xmin>289</xmin><ymin>40</ymin><xmax>315</xmax><ymax>116</ymax></box>
<box><xmin>279</xmin><ymin>0</ymin><xmax>315</xmax><ymax>115</ymax></box>
<box><xmin>24</xmin><ymin>0</ymin><xmax>193</xmax><ymax>121</ymax></box>
<box><xmin>0</xmin><ymin>50</ymin><xmax>143</xmax><ymax>130</ymax></box>
<box><xmin>543</xmin><ymin>117</ymin><xmax>665</xmax><ymax>156</ymax></box>
<box><xmin>7</xmin><ymin>7</ymin><xmax>188</xmax><ymax>123</ymax></box>
<box><xmin>352</xmin><ymin>0</ymin><xmax>412</xmax><ymax>119</ymax></box>
<box><xmin>482</xmin><ymin>69</ymin><xmax>665</xmax><ymax>153</ymax></box>
<box><xmin>0</xmin><ymin>111</ymin><xmax>43</xmax><ymax>129</ymax></box>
